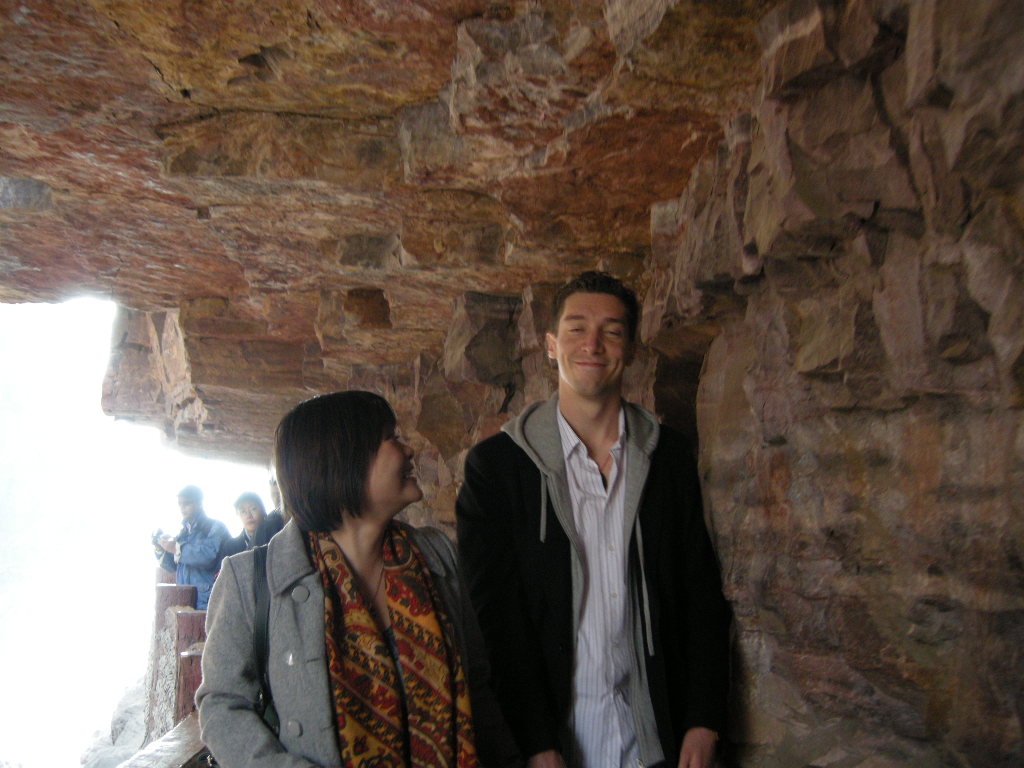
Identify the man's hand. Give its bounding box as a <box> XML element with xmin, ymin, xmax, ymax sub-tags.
<box><xmin>526</xmin><ymin>750</ymin><xmax>567</xmax><ymax>768</ymax></box>
<box><xmin>677</xmin><ymin>726</ymin><xmax>718</xmax><ymax>768</ymax></box>
<box><xmin>159</xmin><ymin>536</ymin><xmax>177</xmax><ymax>554</ymax></box>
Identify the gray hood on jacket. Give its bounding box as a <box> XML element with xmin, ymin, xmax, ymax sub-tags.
<box><xmin>499</xmin><ymin>393</ymin><xmax>665</xmax><ymax>763</ymax></box>
<box><xmin>500</xmin><ymin>394</ymin><xmax>660</xmax><ymax>652</ymax></box>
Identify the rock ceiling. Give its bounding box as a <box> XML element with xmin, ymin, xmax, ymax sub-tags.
<box><xmin>6</xmin><ymin>4</ymin><xmax>1024</xmax><ymax>766</ymax></box>
<box><xmin>1</xmin><ymin>0</ymin><xmax>777</xmax><ymax>461</ymax></box>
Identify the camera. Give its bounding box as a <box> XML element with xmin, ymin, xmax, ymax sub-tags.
<box><xmin>151</xmin><ymin>528</ymin><xmax>165</xmax><ymax>547</ymax></box>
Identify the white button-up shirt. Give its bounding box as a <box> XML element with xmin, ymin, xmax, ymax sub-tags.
<box><xmin>557</xmin><ymin>408</ymin><xmax>639</xmax><ymax>768</ymax></box>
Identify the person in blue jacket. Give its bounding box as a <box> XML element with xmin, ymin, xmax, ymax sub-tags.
<box><xmin>155</xmin><ymin>485</ymin><xmax>230</xmax><ymax>610</ymax></box>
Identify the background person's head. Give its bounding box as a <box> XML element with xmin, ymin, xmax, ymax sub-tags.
<box><xmin>177</xmin><ymin>485</ymin><xmax>203</xmax><ymax>520</ymax></box>
<box><xmin>234</xmin><ymin>492</ymin><xmax>266</xmax><ymax>535</ymax></box>
<box><xmin>268</xmin><ymin>470</ymin><xmax>282</xmax><ymax>511</ymax></box>
<box><xmin>274</xmin><ymin>390</ymin><xmax>406</xmax><ymax>533</ymax></box>
<box><xmin>550</xmin><ymin>270</ymin><xmax>640</xmax><ymax>344</ymax></box>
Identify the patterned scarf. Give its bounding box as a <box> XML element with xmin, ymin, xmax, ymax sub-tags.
<box><xmin>308</xmin><ymin>525</ymin><xmax>478</xmax><ymax>768</ymax></box>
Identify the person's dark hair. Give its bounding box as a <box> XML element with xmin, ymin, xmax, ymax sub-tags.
<box><xmin>273</xmin><ymin>390</ymin><xmax>396</xmax><ymax>533</ymax></box>
<box><xmin>233</xmin><ymin>492</ymin><xmax>266</xmax><ymax>514</ymax></box>
<box><xmin>550</xmin><ymin>270</ymin><xmax>640</xmax><ymax>342</ymax></box>
<box><xmin>178</xmin><ymin>485</ymin><xmax>203</xmax><ymax>504</ymax></box>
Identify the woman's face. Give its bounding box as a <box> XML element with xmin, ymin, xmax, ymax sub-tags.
<box><xmin>236</xmin><ymin>500</ymin><xmax>265</xmax><ymax>535</ymax></box>
<box><xmin>363</xmin><ymin>430</ymin><xmax>422</xmax><ymax>518</ymax></box>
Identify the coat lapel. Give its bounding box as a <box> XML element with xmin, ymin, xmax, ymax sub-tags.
<box><xmin>264</xmin><ymin>522</ymin><xmax>342</xmax><ymax>766</ymax></box>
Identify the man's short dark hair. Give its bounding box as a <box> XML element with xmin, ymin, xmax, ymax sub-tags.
<box><xmin>178</xmin><ymin>485</ymin><xmax>203</xmax><ymax>504</ymax></box>
<box><xmin>273</xmin><ymin>390</ymin><xmax>396</xmax><ymax>533</ymax></box>
<box><xmin>550</xmin><ymin>270</ymin><xmax>640</xmax><ymax>342</ymax></box>
<box><xmin>233</xmin><ymin>492</ymin><xmax>265</xmax><ymax>514</ymax></box>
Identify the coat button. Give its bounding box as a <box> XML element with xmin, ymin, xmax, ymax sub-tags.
<box><xmin>286</xmin><ymin>719</ymin><xmax>303</xmax><ymax>737</ymax></box>
<box><xmin>291</xmin><ymin>585</ymin><xmax>309</xmax><ymax>602</ymax></box>
<box><xmin>285</xmin><ymin>651</ymin><xmax>295</xmax><ymax>666</ymax></box>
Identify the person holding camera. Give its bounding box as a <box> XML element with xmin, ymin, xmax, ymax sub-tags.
<box><xmin>155</xmin><ymin>485</ymin><xmax>230</xmax><ymax>610</ymax></box>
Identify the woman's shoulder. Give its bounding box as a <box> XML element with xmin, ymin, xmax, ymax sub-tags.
<box><xmin>220</xmin><ymin>546</ymin><xmax>256</xmax><ymax>576</ymax></box>
<box><xmin>399</xmin><ymin>521</ymin><xmax>457</xmax><ymax>573</ymax></box>
<box><xmin>399</xmin><ymin>519</ymin><xmax>452</xmax><ymax>545</ymax></box>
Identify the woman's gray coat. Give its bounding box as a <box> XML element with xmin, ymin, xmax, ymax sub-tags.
<box><xmin>196</xmin><ymin>519</ymin><xmax>517</xmax><ymax>768</ymax></box>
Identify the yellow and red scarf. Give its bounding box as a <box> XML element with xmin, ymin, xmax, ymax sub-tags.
<box><xmin>309</xmin><ymin>525</ymin><xmax>477</xmax><ymax>768</ymax></box>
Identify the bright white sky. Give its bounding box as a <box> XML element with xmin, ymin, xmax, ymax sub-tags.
<box><xmin>0</xmin><ymin>298</ymin><xmax>270</xmax><ymax>768</ymax></box>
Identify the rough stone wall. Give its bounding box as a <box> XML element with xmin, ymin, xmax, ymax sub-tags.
<box><xmin>2</xmin><ymin>1</ymin><xmax>1021</xmax><ymax>765</ymax></box>
<box><xmin>645</xmin><ymin>1</ymin><xmax>1023</xmax><ymax>765</ymax></box>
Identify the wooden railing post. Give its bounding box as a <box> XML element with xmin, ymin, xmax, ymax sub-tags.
<box><xmin>174</xmin><ymin>610</ymin><xmax>207</xmax><ymax>724</ymax></box>
<box><xmin>143</xmin><ymin>584</ymin><xmax>200</xmax><ymax>745</ymax></box>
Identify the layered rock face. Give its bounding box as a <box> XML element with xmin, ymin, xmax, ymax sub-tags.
<box><xmin>649</xmin><ymin>1</ymin><xmax>1023</xmax><ymax>765</ymax></box>
<box><xmin>1</xmin><ymin>0</ymin><xmax>773</xmax><ymax>462</ymax></box>
<box><xmin>2</xmin><ymin>1</ymin><xmax>1022</xmax><ymax>766</ymax></box>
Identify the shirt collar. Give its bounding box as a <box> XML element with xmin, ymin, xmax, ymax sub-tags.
<box><xmin>556</xmin><ymin>405</ymin><xmax>627</xmax><ymax>462</ymax></box>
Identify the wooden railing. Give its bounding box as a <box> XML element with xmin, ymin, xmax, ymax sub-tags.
<box><xmin>117</xmin><ymin>712</ymin><xmax>208</xmax><ymax>768</ymax></box>
<box><xmin>130</xmin><ymin>574</ymin><xmax>209</xmax><ymax>767</ymax></box>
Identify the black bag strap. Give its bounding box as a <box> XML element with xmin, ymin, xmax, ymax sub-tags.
<box><xmin>252</xmin><ymin>545</ymin><xmax>272</xmax><ymax>710</ymax></box>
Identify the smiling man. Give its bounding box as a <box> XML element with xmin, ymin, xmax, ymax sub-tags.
<box><xmin>457</xmin><ymin>271</ymin><xmax>731</xmax><ymax>768</ymax></box>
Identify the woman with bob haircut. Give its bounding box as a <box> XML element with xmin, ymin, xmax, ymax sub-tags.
<box><xmin>197</xmin><ymin>391</ymin><xmax>516</xmax><ymax>768</ymax></box>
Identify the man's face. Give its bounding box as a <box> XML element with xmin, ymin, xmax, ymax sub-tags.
<box><xmin>236</xmin><ymin>500</ymin><xmax>265</xmax><ymax>535</ymax></box>
<box><xmin>546</xmin><ymin>291</ymin><xmax>634</xmax><ymax>401</ymax></box>
<box><xmin>178</xmin><ymin>496</ymin><xmax>200</xmax><ymax>520</ymax></box>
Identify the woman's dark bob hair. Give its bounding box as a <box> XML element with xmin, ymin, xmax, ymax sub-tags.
<box><xmin>273</xmin><ymin>390</ymin><xmax>396</xmax><ymax>533</ymax></box>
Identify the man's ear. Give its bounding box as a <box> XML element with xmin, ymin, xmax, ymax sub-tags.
<box><xmin>545</xmin><ymin>331</ymin><xmax>557</xmax><ymax>360</ymax></box>
<box><xmin>624</xmin><ymin>339</ymin><xmax>636</xmax><ymax>366</ymax></box>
